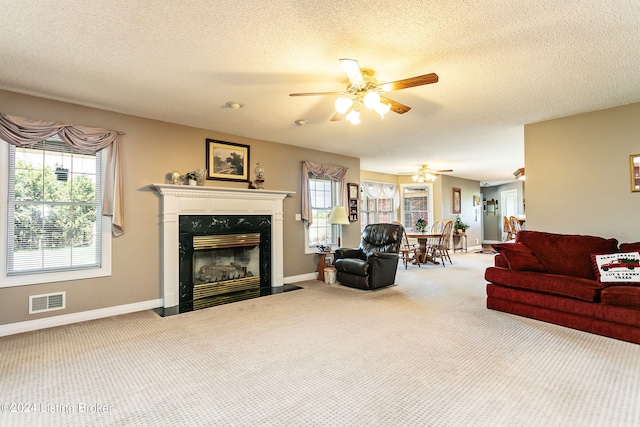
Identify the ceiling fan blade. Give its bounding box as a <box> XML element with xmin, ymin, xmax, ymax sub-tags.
<box><xmin>340</xmin><ymin>58</ymin><xmax>366</xmax><ymax>89</ymax></box>
<box><xmin>330</xmin><ymin>112</ymin><xmax>344</xmax><ymax>122</ymax></box>
<box><xmin>435</xmin><ymin>169</ymin><xmax>453</xmax><ymax>173</ymax></box>
<box><xmin>380</xmin><ymin>96</ymin><xmax>411</xmax><ymax>114</ymax></box>
<box><xmin>289</xmin><ymin>91</ymin><xmax>346</xmax><ymax>97</ymax></box>
<box><xmin>378</xmin><ymin>73</ymin><xmax>439</xmax><ymax>92</ymax></box>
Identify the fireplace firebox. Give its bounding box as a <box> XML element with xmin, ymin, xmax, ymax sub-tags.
<box><xmin>179</xmin><ymin>215</ymin><xmax>271</xmax><ymax>312</ymax></box>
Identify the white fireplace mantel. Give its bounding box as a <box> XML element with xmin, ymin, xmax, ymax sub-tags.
<box><xmin>150</xmin><ymin>184</ymin><xmax>295</xmax><ymax>308</ymax></box>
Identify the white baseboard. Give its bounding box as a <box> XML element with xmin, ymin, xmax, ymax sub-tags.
<box><xmin>284</xmin><ymin>273</ymin><xmax>317</xmax><ymax>283</ymax></box>
<box><xmin>0</xmin><ymin>299</ymin><xmax>162</xmax><ymax>338</ymax></box>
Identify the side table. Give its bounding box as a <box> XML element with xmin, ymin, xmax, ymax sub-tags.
<box><xmin>316</xmin><ymin>251</ymin><xmax>333</xmax><ymax>281</ymax></box>
<box><xmin>453</xmin><ymin>233</ymin><xmax>468</xmax><ymax>253</ymax></box>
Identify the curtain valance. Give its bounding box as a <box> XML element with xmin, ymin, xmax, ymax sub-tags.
<box><xmin>360</xmin><ymin>180</ymin><xmax>400</xmax><ymax>207</ymax></box>
<box><xmin>0</xmin><ymin>113</ymin><xmax>124</xmax><ymax>236</ymax></box>
<box><xmin>301</xmin><ymin>160</ymin><xmax>348</xmax><ymax>226</ymax></box>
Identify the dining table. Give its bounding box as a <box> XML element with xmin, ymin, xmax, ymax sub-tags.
<box><xmin>405</xmin><ymin>232</ymin><xmax>443</xmax><ymax>265</ymax></box>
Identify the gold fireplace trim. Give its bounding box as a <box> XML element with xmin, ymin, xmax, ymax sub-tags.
<box><xmin>193</xmin><ymin>233</ymin><xmax>261</xmax><ymax>250</ymax></box>
<box><xmin>193</xmin><ymin>276</ymin><xmax>261</xmax><ymax>300</ymax></box>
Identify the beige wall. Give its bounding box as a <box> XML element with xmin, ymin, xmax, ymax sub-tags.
<box><xmin>360</xmin><ymin>170</ymin><xmax>400</xmax><ymax>185</ymax></box>
<box><xmin>440</xmin><ymin>175</ymin><xmax>482</xmax><ymax>247</ymax></box>
<box><xmin>0</xmin><ymin>90</ymin><xmax>360</xmax><ymax>325</ymax></box>
<box><xmin>525</xmin><ymin>102</ymin><xmax>640</xmax><ymax>243</ymax></box>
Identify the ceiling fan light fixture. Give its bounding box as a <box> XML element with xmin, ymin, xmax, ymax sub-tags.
<box><xmin>290</xmin><ymin>59</ymin><xmax>438</xmax><ymax>125</ymax></box>
<box><xmin>413</xmin><ymin>164</ymin><xmax>439</xmax><ymax>182</ymax></box>
<box><xmin>335</xmin><ymin>97</ymin><xmax>352</xmax><ymax>114</ymax></box>
<box><xmin>346</xmin><ymin>109</ymin><xmax>360</xmax><ymax>125</ymax></box>
<box><xmin>363</xmin><ymin>91</ymin><xmax>381</xmax><ymax>109</ymax></box>
<box><xmin>374</xmin><ymin>101</ymin><xmax>391</xmax><ymax>118</ymax></box>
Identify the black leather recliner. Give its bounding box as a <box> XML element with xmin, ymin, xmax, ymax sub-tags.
<box><xmin>334</xmin><ymin>223</ymin><xmax>402</xmax><ymax>290</ymax></box>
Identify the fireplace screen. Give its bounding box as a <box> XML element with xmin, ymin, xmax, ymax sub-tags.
<box><xmin>192</xmin><ymin>233</ymin><xmax>261</xmax><ymax>300</ymax></box>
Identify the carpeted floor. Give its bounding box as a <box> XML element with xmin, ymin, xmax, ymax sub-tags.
<box><xmin>1</xmin><ymin>252</ymin><xmax>639</xmax><ymax>426</ymax></box>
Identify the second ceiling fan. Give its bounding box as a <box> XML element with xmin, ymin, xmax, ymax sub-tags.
<box><xmin>289</xmin><ymin>59</ymin><xmax>438</xmax><ymax>124</ymax></box>
<box><xmin>413</xmin><ymin>164</ymin><xmax>453</xmax><ymax>182</ymax></box>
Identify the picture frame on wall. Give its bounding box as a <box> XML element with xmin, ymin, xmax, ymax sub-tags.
<box><xmin>348</xmin><ymin>183</ymin><xmax>359</xmax><ymax>222</ymax></box>
<box><xmin>206</xmin><ymin>139</ymin><xmax>250</xmax><ymax>182</ymax></box>
<box><xmin>452</xmin><ymin>187</ymin><xmax>461</xmax><ymax>214</ymax></box>
<box><xmin>348</xmin><ymin>182</ymin><xmax>359</xmax><ymax>200</ymax></box>
<box><xmin>631</xmin><ymin>154</ymin><xmax>640</xmax><ymax>192</ymax></box>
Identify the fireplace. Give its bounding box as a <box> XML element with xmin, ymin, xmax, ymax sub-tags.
<box><xmin>179</xmin><ymin>215</ymin><xmax>271</xmax><ymax>311</ymax></box>
<box><xmin>151</xmin><ymin>184</ymin><xmax>294</xmax><ymax>315</ymax></box>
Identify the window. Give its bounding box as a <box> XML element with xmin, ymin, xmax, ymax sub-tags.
<box><xmin>360</xmin><ymin>194</ymin><xmax>395</xmax><ymax>231</ymax></box>
<box><xmin>401</xmin><ymin>184</ymin><xmax>432</xmax><ymax>231</ymax></box>
<box><xmin>1</xmin><ymin>137</ymin><xmax>111</xmax><ymax>286</ymax></box>
<box><xmin>305</xmin><ymin>176</ymin><xmax>339</xmax><ymax>252</ymax></box>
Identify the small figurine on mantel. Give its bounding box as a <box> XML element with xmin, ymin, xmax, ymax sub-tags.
<box><xmin>254</xmin><ymin>162</ymin><xmax>265</xmax><ymax>189</ymax></box>
<box><xmin>171</xmin><ymin>170</ymin><xmax>181</xmax><ymax>185</ymax></box>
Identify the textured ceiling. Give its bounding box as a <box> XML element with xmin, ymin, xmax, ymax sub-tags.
<box><xmin>1</xmin><ymin>0</ymin><xmax>639</xmax><ymax>184</ymax></box>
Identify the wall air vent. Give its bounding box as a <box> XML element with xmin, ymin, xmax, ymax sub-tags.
<box><xmin>29</xmin><ymin>292</ymin><xmax>66</xmax><ymax>314</ymax></box>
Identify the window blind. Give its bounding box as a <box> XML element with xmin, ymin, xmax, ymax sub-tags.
<box><xmin>7</xmin><ymin>138</ymin><xmax>102</xmax><ymax>275</ymax></box>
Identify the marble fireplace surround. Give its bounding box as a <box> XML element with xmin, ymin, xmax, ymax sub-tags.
<box><xmin>151</xmin><ymin>184</ymin><xmax>294</xmax><ymax>309</ymax></box>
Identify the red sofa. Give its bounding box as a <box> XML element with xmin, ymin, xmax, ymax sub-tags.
<box><xmin>485</xmin><ymin>230</ymin><xmax>640</xmax><ymax>344</ymax></box>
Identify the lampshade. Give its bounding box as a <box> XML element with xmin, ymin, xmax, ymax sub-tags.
<box><xmin>328</xmin><ymin>206</ymin><xmax>350</xmax><ymax>225</ymax></box>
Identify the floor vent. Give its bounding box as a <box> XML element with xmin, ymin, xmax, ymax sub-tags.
<box><xmin>29</xmin><ymin>292</ymin><xmax>66</xmax><ymax>314</ymax></box>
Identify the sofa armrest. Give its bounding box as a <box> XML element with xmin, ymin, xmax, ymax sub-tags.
<box><xmin>494</xmin><ymin>253</ymin><xmax>508</xmax><ymax>268</ymax></box>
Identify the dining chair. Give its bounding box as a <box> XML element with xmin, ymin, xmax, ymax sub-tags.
<box><xmin>509</xmin><ymin>216</ymin><xmax>522</xmax><ymax>236</ymax></box>
<box><xmin>426</xmin><ymin>220</ymin><xmax>444</xmax><ymax>254</ymax></box>
<box><xmin>394</xmin><ymin>221</ymin><xmax>421</xmax><ymax>269</ymax></box>
<box><xmin>434</xmin><ymin>220</ymin><xmax>454</xmax><ymax>266</ymax></box>
<box><xmin>503</xmin><ymin>216</ymin><xmax>516</xmax><ymax>241</ymax></box>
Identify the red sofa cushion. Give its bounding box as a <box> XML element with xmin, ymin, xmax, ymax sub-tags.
<box><xmin>620</xmin><ymin>242</ymin><xmax>640</xmax><ymax>252</ymax></box>
<box><xmin>487</xmin><ymin>283</ymin><xmax>640</xmax><ymax>330</ymax></box>
<box><xmin>516</xmin><ymin>230</ymin><xmax>618</xmax><ymax>280</ymax></box>
<box><xmin>492</xmin><ymin>243</ymin><xmax>546</xmax><ymax>272</ymax></box>
<box><xmin>485</xmin><ymin>266</ymin><xmax>603</xmax><ymax>302</ymax></box>
<box><xmin>601</xmin><ymin>286</ymin><xmax>640</xmax><ymax>309</ymax></box>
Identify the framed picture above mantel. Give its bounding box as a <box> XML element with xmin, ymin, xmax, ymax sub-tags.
<box><xmin>206</xmin><ymin>139</ymin><xmax>250</xmax><ymax>182</ymax></box>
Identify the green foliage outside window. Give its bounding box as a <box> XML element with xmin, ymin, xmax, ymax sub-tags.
<box><xmin>13</xmin><ymin>160</ymin><xmax>97</xmax><ymax>251</ymax></box>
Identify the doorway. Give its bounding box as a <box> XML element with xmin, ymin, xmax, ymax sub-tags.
<box><xmin>501</xmin><ymin>190</ymin><xmax>517</xmax><ymax>241</ymax></box>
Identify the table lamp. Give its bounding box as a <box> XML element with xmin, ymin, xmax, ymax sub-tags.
<box><xmin>329</xmin><ymin>206</ymin><xmax>350</xmax><ymax>247</ymax></box>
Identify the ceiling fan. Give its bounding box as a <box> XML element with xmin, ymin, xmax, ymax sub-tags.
<box><xmin>289</xmin><ymin>59</ymin><xmax>438</xmax><ymax>125</ymax></box>
<box><xmin>413</xmin><ymin>164</ymin><xmax>453</xmax><ymax>182</ymax></box>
